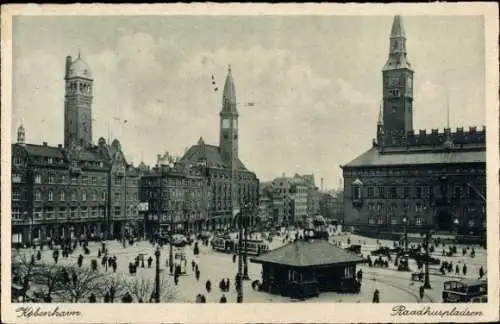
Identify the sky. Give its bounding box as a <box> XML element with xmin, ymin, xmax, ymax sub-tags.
<box><xmin>11</xmin><ymin>15</ymin><xmax>485</xmax><ymax>190</ymax></box>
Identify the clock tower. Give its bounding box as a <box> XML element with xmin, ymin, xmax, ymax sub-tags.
<box><xmin>64</xmin><ymin>52</ymin><xmax>94</xmax><ymax>149</ymax></box>
<box><xmin>382</xmin><ymin>15</ymin><xmax>414</xmax><ymax>146</ymax></box>
<box><xmin>219</xmin><ymin>65</ymin><xmax>239</xmax><ymax>165</ymax></box>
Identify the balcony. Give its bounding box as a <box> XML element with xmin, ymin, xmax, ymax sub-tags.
<box><xmin>70</xmin><ymin>166</ymin><xmax>82</xmax><ymax>175</ymax></box>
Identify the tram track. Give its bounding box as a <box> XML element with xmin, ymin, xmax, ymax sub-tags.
<box><xmin>366</xmin><ymin>272</ymin><xmax>434</xmax><ymax>303</ymax></box>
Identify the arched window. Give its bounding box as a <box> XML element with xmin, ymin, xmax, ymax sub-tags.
<box><xmin>48</xmin><ymin>190</ymin><xmax>53</xmax><ymax>201</ymax></box>
<box><xmin>35</xmin><ymin>190</ymin><xmax>42</xmax><ymax>201</ymax></box>
<box><xmin>71</xmin><ymin>191</ymin><xmax>77</xmax><ymax>201</ymax></box>
<box><xmin>82</xmin><ymin>191</ymin><xmax>87</xmax><ymax>201</ymax></box>
<box><xmin>60</xmin><ymin>191</ymin><xmax>65</xmax><ymax>201</ymax></box>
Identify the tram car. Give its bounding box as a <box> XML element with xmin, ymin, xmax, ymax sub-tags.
<box><xmin>212</xmin><ymin>236</ymin><xmax>236</xmax><ymax>253</ymax></box>
<box><xmin>235</xmin><ymin>239</ymin><xmax>270</xmax><ymax>256</ymax></box>
<box><xmin>442</xmin><ymin>279</ymin><xmax>487</xmax><ymax>303</ymax></box>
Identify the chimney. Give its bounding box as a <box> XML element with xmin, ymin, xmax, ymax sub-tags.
<box><xmin>43</xmin><ymin>142</ymin><xmax>48</xmax><ymax>147</ymax></box>
<box><xmin>65</xmin><ymin>56</ymin><xmax>72</xmax><ymax>78</ymax></box>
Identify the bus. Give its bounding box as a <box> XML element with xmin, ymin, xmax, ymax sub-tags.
<box><xmin>442</xmin><ymin>279</ymin><xmax>487</xmax><ymax>303</ymax></box>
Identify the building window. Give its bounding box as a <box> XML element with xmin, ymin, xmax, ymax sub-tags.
<box><xmin>114</xmin><ymin>176</ymin><xmax>121</xmax><ymax>185</ymax></box>
<box><xmin>92</xmin><ymin>191</ymin><xmax>97</xmax><ymax>201</ymax></box>
<box><xmin>92</xmin><ymin>177</ymin><xmax>97</xmax><ymax>185</ymax></box>
<box><xmin>12</xmin><ymin>173</ymin><xmax>22</xmax><ymax>183</ymax></box>
<box><xmin>377</xmin><ymin>213</ymin><xmax>384</xmax><ymax>224</ymax></box>
<box><xmin>378</xmin><ymin>186</ymin><xmax>385</xmax><ymax>198</ymax></box>
<box><xmin>72</xmin><ymin>161</ymin><xmax>78</xmax><ymax>168</ymax></box>
<box><xmin>415</xmin><ymin>187</ymin><xmax>422</xmax><ymax>199</ymax></box>
<box><xmin>403</xmin><ymin>187</ymin><xmax>410</xmax><ymax>199</ymax></box>
<box><xmin>59</xmin><ymin>208</ymin><xmax>66</xmax><ymax>219</ymax></box>
<box><xmin>390</xmin><ymin>187</ymin><xmax>397</xmax><ymax>199</ymax></box>
<box><xmin>60</xmin><ymin>191</ymin><xmax>65</xmax><ymax>201</ymax></box>
<box><xmin>12</xmin><ymin>208</ymin><xmax>21</xmax><ymax>219</ymax></box>
<box><xmin>102</xmin><ymin>191</ymin><xmax>106</xmax><ymax>201</ymax></box>
<box><xmin>48</xmin><ymin>174</ymin><xmax>54</xmax><ymax>184</ymax></box>
<box><xmin>61</xmin><ymin>175</ymin><xmax>67</xmax><ymax>184</ymax></box>
<box><xmin>367</xmin><ymin>187</ymin><xmax>374</xmax><ymax>199</ymax></box>
<box><xmin>45</xmin><ymin>208</ymin><xmax>54</xmax><ymax>218</ymax></box>
<box><xmin>368</xmin><ymin>214</ymin><xmax>376</xmax><ymax>225</ymax></box>
<box><xmin>35</xmin><ymin>174</ymin><xmax>42</xmax><ymax>184</ymax></box>
<box><xmin>34</xmin><ymin>208</ymin><xmax>42</xmax><ymax>219</ymax></box>
<box><xmin>14</xmin><ymin>156</ymin><xmax>23</xmax><ymax>165</ymax></box>
<box><xmin>48</xmin><ymin>157</ymin><xmax>53</xmax><ymax>164</ymax></box>
<box><xmin>416</xmin><ymin>216</ymin><xmax>424</xmax><ymax>226</ymax></box>
<box><xmin>114</xmin><ymin>206</ymin><xmax>121</xmax><ymax>217</ymax></box>
<box><xmin>48</xmin><ymin>190</ymin><xmax>53</xmax><ymax>201</ymax></box>
<box><xmin>70</xmin><ymin>207</ymin><xmax>77</xmax><ymax>218</ymax></box>
<box><xmin>80</xmin><ymin>207</ymin><xmax>88</xmax><ymax>218</ymax></box>
<box><xmin>114</xmin><ymin>192</ymin><xmax>121</xmax><ymax>200</ymax></box>
<box><xmin>82</xmin><ymin>191</ymin><xmax>87</xmax><ymax>201</ymax></box>
<box><xmin>71</xmin><ymin>177</ymin><xmax>77</xmax><ymax>184</ymax></box>
<box><xmin>91</xmin><ymin>207</ymin><xmax>97</xmax><ymax>218</ymax></box>
<box><xmin>35</xmin><ymin>190</ymin><xmax>42</xmax><ymax>201</ymax></box>
<box><xmin>71</xmin><ymin>191</ymin><xmax>77</xmax><ymax>201</ymax></box>
<box><xmin>82</xmin><ymin>176</ymin><xmax>88</xmax><ymax>185</ymax></box>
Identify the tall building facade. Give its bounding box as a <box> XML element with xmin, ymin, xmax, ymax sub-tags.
<box><xmin>12</xmin><ymin>54</ymin><xmax>142</xmax><ymax>245</ymax></box>
<box><xmin>179</xmin><ymin>67</ymin><xmax>259</xmax><ymax>230</ymax></box>
<box><xmin>139</xmin><ymin>161</ymin><xmax>207</xmax><ymax>236</ymax></box>
<box><xmin>342</xmin><ymin>16</ymin><xmax>486</xmax><ymax>237</ymax></box>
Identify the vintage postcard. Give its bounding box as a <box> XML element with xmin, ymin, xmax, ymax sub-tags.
<box><xmin>1</xmin><ymin>2</ymin><xmax>499</xmax><ymax>323</ymax></box>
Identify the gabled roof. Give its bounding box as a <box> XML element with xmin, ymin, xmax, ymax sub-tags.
<box><xmin>251</xmin><ymin>239</ymin><xmax>363</xmax><ymax>267</ymax></box>
<box><xmin>16</xmin><ymin>144</ymin><xmax>65</xmax><ymax>159</ymax></box>
<box><xmin>180</xmin><ymin>143</ymin><xmax>248</xmax><ymax>171</ymax></box>
<box><xmin>343</xmin><ymin>146</ymin><xmax>485</xmax><ymax>168</ymax></box>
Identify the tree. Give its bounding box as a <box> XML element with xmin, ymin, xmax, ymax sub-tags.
<box><xmin>31</xmin><ymin>264</ymin><xmax>66</xmax><ymax>302</ymax></box>
<box><xmin>12</xmin><ymin>252</ymin><xmax>40</xmax><ymax>300</ymax></box>
<box><xmin>126</xmin><ymin>274</ymin><xmax>178</xmax><ymax>303</ymax></box>
<box><xmin>101</xmin><ymin>274</ymin><xmax>129</xmax><ymax>302</ymax></box>
<box><xmin>55</xmin><ymin>267</ymin><xmax>105</xmax><ymax>302</ymax></box>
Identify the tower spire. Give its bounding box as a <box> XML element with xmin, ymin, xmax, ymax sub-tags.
<box><xmin>222</xmin><ymin>64</ymin><xmax>236</xmax><ymax>109</ymax></box>
<box><xmin>383</xmin><ymin>15</ymin><xmax>411</xmax><ymax>71</ymax></box>
<box><xmin>377</xmin><ymin>101</ymin><xmax>384</xmax><ymax>125</ymax></box>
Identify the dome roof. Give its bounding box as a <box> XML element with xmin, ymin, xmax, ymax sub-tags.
<box><xmin>68</xmin><ymin>57</ymin><xmax>92</xmax><ymax>79</ymax></box>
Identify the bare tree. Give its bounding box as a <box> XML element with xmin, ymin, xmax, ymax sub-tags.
<box><xmin>126</xmin><ymin>274</ymin><xmax>178</xmax><ymax>303</ymax></box>
<box><xmin>126</xmin><ymin>276</ymin><xmax>153</xmax><ymax>302</ymax></box>
<box><xmin>55</xmin><ymin>266</ymin><xmax>105</xmax><ymax>302</ymax></box>
<box><xmin>31</xmin><ymin>264</ymin><xmax>65</xmax><ymax>302</ymax></box>
<box><xmin>100</xmin><ymin>274</ymin><xmax>130</xmax><ymax>302</ymax></box>
<box><xmin>12</xmin><ymin>252</ymin><xmax>40</xmax><ymax>300</ymax></box>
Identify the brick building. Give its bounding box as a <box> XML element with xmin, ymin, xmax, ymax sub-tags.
<box><xmin>341</xmin><ymin>16</ymin><xmax>486</xmax><ymax>237</ymax></box>
<box><xmin>11</xmin><ymin>53</ymin><xmax>141</xmax><ymax>245</ymax></box>
<box><xmin>178</xmin><ymin>67</ymin><xmax>259</xmax><ymax>229</ymax></box>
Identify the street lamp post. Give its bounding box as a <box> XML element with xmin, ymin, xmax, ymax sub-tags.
<box><xmin>423</xmin><ymin>229</ymin><xmax>432</xmax><ymax>289</ymax></box>
<box><xmin>401</xmin><ymin>216</ymin><xmax>409</xmax><ymax>271</ymax></box>
<box><xmin>155</xmin><ymin>245</ymin><xmax>161</xmax><ymax>303</ymax></box>
<box><xmin>243</xmin><ymin>202</ymin><xmax>250</xmax><ymax>280</ymax></box>
<box><xmin>453</xmin><ymin>218</ymin><xmax>459</xmax><ymax>236</ymax></box>
<box><xmin>236</xmin><ymin>201</ymin><xmax>247</xmax><ymax>303</ymax></box>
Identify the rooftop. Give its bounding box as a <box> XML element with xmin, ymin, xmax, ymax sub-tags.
<box><xmin>180</xmin><ymin>142</ymin><xmax>248</xmax><ymax>171</ymax></box>
<box><xmin>251</xmin><ymin>239</ymin><xmax>363</xmax><ymax>267</ymax></box>
<box><xmin>343</xmin><ymin>146</ymin><xmax>485</xmax><ymax>168</ymax></box>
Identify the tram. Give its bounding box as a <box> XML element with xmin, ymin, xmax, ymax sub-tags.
<box><xmin>212</xmin><ymin>236</ymin><xmax>236</xmax><ymax>253</ymax></box>
<box><xmin>235</xmin><ymin>239</ymin><xmax>269</xmax><ymax>256</ymax></box>
<box><xmin>442</xmin><ymin>279</ymin><xmax>487</xmax><ymax>303</ymax></box>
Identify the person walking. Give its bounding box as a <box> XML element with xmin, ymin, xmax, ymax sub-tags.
<box><xmin>462</xmin><ymin>264</ymin><xmax>467</xmax><ymax>276</ymax></box>
<box><xmin>479</xmin><ymin>266</ymin><xmax>484</xmax><ymax>279</ymax></box>
<box><xmin>372</xmin><ymin>289</ymin><xmax>380</xmax><ymax>303</ymax></box>
<box><xmin>88</xmin><ymin>293</ymin><xmax>97</xmax><ymax>303</ymax></box>
<box><xmin>220</xmin><ymin>294</ymin><xmax>227</xmax><ymax>303</ymax></box>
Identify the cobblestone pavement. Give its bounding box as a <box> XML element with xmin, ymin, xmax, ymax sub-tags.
<box><xmin>13</xmin><ymin>229</ymin><xmax>486</xmax><ymax>303</ymax></box>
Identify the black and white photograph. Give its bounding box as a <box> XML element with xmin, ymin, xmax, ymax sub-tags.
<box><xmin>1</xmin><ymin>3</ymin><xmax>498</xmax><ymax>323</ymax></box>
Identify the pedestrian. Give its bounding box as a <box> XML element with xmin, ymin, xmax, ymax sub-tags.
<box><xmin>112</xmin><ymin>260</ymin><xmax>117</xmax><ymax>272</ymax></box>
<box><xmin>479</xmin><ymin>266</ymin><xmax>484</xmax><ymax>279</ymax></box>
<box><xmin>372</xmin><ymin>289</ymin><xmax>380</xmax><ymax>303</ymax></box>
<box><xmin>220</xmin><ymin>294</ymin><xmax>227</xmax><ymax>303</ymax></box>
<box><xmin>141</xmin><ymin>259</ymin><xmax>145</xmax><ymax>268</ymax></box>
<box><xmin>419</xmin><ymin>286</ymin><xmax>425</xmax><ymax>301</ymax></box>
<box><xmin>110</xmin><ymin>286</ymin><xmax>115</xmax><ymax>302</ymax></box>
<box><xmin>91</xmin><ymin>259</ymin><xmax>98</xmax><ymax>272</ymax></box>
<box><xmin>206</xmin><ymin>280</ymin><xmax>212</xmax><ymax>293</ymax></box>
<box><xmin>192</xmin><ymin>260</ymin><xmax>196</xmax><ymax>271</ymax></box>
<box><xmin>463</xmin><ymin>264</ymin><xmax>467</xmax><ymax>276</ymax></box>
<box><xmin>98</xmin><ymin>249</ymin><xmax>102</xmax><ymax>258</ymax></box>
<box><xmin>78</xmin><ymin>254</ymin><xmax>83</xmax><ymax>268</ymax></box>
<box><xmin>196</xmin><ymin>269</ymin><xmax>200</xmax><ymax>281</ymax></box>
<box><xmin>357</xmin><ymin>269</ymin><xmax>363</xmax><ymax>282</ymax></box>
<box><xmin>174</xmin><ymin>274</ymin><xmax>179</xmax><ymax>286</ymax></box>
<box><xmin>36</xmin><ymin>250</ymin><xmax>42</xmax><ymax>261</ymax></box>
<box><xmin>455</xmin><ymin>265</ymin><xmax>460</xmax><ymax>275</ymax></box>
<box><xmin>232</xmin><ymin>254</ymin><xmax>237</xmax><ymax>263</ymax></box>
<box><xmin>89</xmin><ymin>293</ymin><xmax>97</xmax><ymax>303</ymax></box>
<box><xmin>148</xmin><ymin>256</ymin><xmax>153</xmax><ymax>268</ymax></box>
<box><xmin>200</xmin><ymin>295</ymin><xmax>206</xmax><ymax>303</ymax></box>
<box><xmin>225</xmin><ymin>278</ymin><xmax>230</xmax><ymax>291</ymax></box>
<box><xmin>104</xmin><ymin>291</ymin><xmax>110</xmax><ymax>303</ymax></box>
